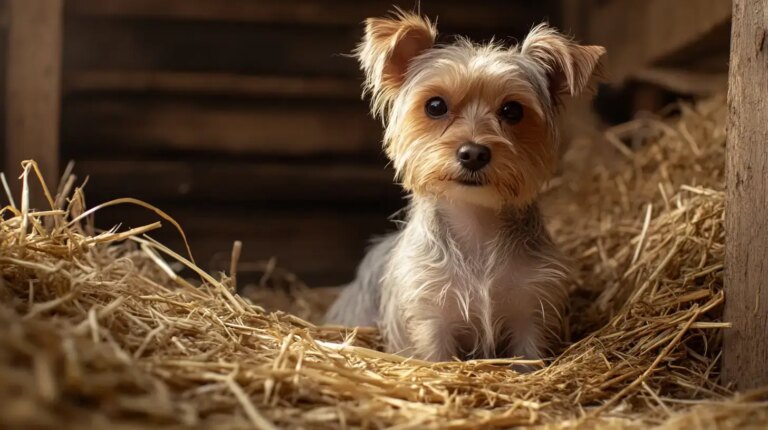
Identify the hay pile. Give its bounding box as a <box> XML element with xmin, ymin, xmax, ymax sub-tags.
<box><xmin>1</xmin><ymin>95</ymin><xmax>767</xmax><ymax>429</ymax></box>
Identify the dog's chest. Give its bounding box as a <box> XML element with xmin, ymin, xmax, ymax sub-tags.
<box><xmin>431</xmin><ymin>209</ymin><xmax>542</xmax><ymax>357</ymax></box>
<box><xmin>438</xmin><ymin>204</ymin><xmax>538</xmax><ymax>309</ymax></box>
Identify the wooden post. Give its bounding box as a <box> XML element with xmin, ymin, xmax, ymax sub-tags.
<box><xmin>5</xmin><ymin>0</ymin><xmax>63</xmax><ymax>208</ymax></box>
<box><xmin>723</xmin><ymin>0</ymin><xmax>768</xmax><ymax>390</ymax></box>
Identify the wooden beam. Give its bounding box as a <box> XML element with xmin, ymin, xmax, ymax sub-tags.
<box><xmin>66</xmin><ymin>0</ymin><xmax>547</xmax><ymax>29</ymax></box>
<box><xmin>74</xmin><ymin>160</ymin><xmax>400</xmax><ymax>205</ymax></box>
<box><xmin>0</xmin><ymin>1</ymin><xmax>8</xmax><ymax>30</ymax></box>
<box><xmin>63</xmin><ymin>18</ymin><xmax>361</xmax><ymax>77</ymax></box>
<box><xmin>588</xmin><ymin>0</ymin><xmax>732</xmax><ymax>82</ymax></box>
<box><xmin>630</xmin><ymin>68</ymin><xmax>728</xmax><ymax>96</ymax></box>
<box><xmin>5</xmin><ymin>0</ymin><xmax>63</xmax><ymax>208</ymax></box>
<box><xmin>62</xmin><ymin>98</ymin><xmax>381</xmax><ymax>157</ymax></box>
<box><xmin>64</xmin><ymin>71</ymin><xmax>360</xmax><ymax>99</ymax></box>
<box><xmin>92</xmin><ymin>205</ymin><xmax>395</xmax><ymax>286</ymax></box>
<box><xmin>723</xmin><ymin>0</ymin><xmax>768</xmax><ymax>390</ymax></box>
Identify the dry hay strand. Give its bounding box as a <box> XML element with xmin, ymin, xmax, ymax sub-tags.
<box><xmin>1</xmin><ymin>95</ymin><xmax>767</xmax><ymax>429</ymax></box>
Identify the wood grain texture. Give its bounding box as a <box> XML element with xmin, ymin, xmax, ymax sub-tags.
<box><xmin>5</xmin><ymin>0</ymin><xmax>63</xmax><ymax>207</ymax></box>
<box><xmin>0</xmin><ymin>1</ymin><xmax>7</xmax><ymax>30</ymax></box>
<box><xmin>723</xmin><ymin>0</ymin><xmax>768</xmax><ymax>390</ymax></box>
<box><xmin>64</xmin><ymin>18</ymin><xmax>360</xmax><ymax>77</ymax></box>
<box><xmin>588</xmin><ymin>0</ymin><xmax>732</xmax><ymax>81</ymax></box>
<box><xmin>62</xmin><ymin>97</ymin><xmax>381</xmax><ymax>157</ymax></box>
<box><xmin>74</xmin><ymin>160</ymin><xmax>400</xmax><ymax>204</ymax></box>
<box><xmin>64</xmin><ymin>71</ymin><xmax>361</xmax><ymax>99</ymax></box>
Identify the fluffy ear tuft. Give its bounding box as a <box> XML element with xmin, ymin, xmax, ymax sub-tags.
<box><xmin>355</xmin><ymin>9</ymin><xmax>437</xmax><ymax>119</ymax></box>
<box><xmin>521</xmin><ymin>24</ymin><xmax>605</xmax><ymax>98</ymax></box>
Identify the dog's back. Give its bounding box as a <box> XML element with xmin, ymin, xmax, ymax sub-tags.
<box><xmin>324</xmin><ymin>233</ymin><xmax>398</xmax><ymax>327</ymax></box>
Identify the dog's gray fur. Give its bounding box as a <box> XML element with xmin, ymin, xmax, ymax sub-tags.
<box><xmin>326</xmin><ymin>198</ymin><xmax>568</xmax><ymax>362</ymax></box>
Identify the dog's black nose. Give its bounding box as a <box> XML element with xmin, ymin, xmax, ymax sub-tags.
<box><xmin>456</xmin><ymin>143</ymin><xmax>491</xmax><ymax>171</ymax></box>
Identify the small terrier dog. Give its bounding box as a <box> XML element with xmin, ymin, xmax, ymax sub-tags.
<box><xmin>326</xmin><ymin>10</ymin><xmax>605</xmax><ymax>363</ymax></box>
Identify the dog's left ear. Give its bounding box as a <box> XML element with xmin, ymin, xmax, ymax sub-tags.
<box><xmin>521</xmin><ymin>24</ymin><xmax>605</xmax><ymax>98</ymax></box>
<box><xmin>355</xmin><ymin>9</ymin><xmax>437</xmax><ymax>118</ymax></box>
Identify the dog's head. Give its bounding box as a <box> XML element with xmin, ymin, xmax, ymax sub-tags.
<box><xmin>356</xmin><ymin>10</ymin><xmax>604</xmax><ymax>209</ymax></box>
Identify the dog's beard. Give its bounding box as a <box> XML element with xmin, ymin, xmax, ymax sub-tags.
<box><xmin>441</xmin><ymin>181</ymin><xmax>504</xmax><ymax>209</ymax></box>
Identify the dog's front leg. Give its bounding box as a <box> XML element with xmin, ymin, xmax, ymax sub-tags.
<box><xmin>406</xmin><ymin>312</ymin><xmax>457</xmax><ymax>362</ymax></box>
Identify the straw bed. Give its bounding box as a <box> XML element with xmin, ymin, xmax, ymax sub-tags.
<box><xmin>1</xmin><ymin>95</ymin><xmax>767</xmax><ymax>429</ymax></box>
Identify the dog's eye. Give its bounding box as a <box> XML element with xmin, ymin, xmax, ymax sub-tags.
<box><xmin>499</xmin><ymin>101</ymin><xmax>524</xmax><ymax>124</ymax></box>
<box><xmin>425</xmin><ymin>97</ymin><xmax>448</xmax><ymax>118</ymax></box>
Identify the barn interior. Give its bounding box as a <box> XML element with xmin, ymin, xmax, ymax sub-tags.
<box><xmin>1</xmin><ymin>1</ymin><xmax>762</xmax><ymax>429</ymax></box>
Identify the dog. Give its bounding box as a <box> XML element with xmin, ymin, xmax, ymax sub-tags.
<box><xmin>325</xmin><ymin>10</ymin><xmax>605</xmax><ymax>363</ymax></box>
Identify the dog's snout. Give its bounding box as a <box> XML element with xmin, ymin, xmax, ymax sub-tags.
<box><xmin>456</xmin><ymin>143</ymin><xmax>491</xmax><ymax>171</ymax></box>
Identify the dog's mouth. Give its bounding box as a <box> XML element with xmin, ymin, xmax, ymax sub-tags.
<box><xmin>454</xmin><ymin>178</ymin><xmax>487</xmax><ymax>187</ymax></box>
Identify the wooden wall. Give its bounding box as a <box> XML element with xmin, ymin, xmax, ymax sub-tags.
<box><xmin>565</xmin><ymin>0</ymin><xmax>730</xmax><ymax>117</ymax></box>
<box><xmin>57</xmin><ymin>0</ymin><xmax>559</xmax><ymax>286</ymax></box>
<box><xmin>0</xmin><ymin>0</ymin><xmax>7</xmax><ymax>172</ymax></box>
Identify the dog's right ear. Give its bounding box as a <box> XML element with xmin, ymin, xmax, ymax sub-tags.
<box><xmin>355</xmin><ymin>9</ymin><xmax>436</xmax><ymax>119</ymax></box>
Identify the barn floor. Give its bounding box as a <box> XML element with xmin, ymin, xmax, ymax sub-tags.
<box><xmin>1</xmin><ymin>95</ymin><xmax>767</xmax><ymax>429</ymax></box>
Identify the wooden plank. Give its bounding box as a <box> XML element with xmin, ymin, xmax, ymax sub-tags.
<box><xmin>74</xmin><ymin>160</ymin><xmax>400</xmax><ymax>204</ymax></box>
<box><xmin>92</xmin><ymin>205</ymin><xmax>397</xmax><ymax>286</ymax></box>
<box><xmin>64</xmin><ymin>18</ymin><xmax>361</xmax><ymax>77</ymax></box>
<box><xmin>64</xmin><ymin>71</ymin><xmax>361</xmax><ymax>99</ymax></box>
<box><xmin>723</xmin><ymin>0</ymin><xmax>768</xmax><ymax>390</ymax></box>
<box><xmin>66</xmin><ymin>0</ymin><xmax>549</xmax><ymax>29</ymax></box>
<box><xmin>4</xmin><ymin>0</ymin><xmax>63</xmax><ymax>208</ymax></box>
<box><xmin>0</xmin><ymin>1</ymin><xmax>7</xmax><ymax>30</ymax></box>
<box><xmin>588</xmin><ymin>0</ymin><xmax>732</xmax><ymax>82</ymax></box>
<box><xmin>631</xmin><ymin>68</ymin><xmax>728</xmax><ymax>96</ymax></box>
<box><xmin>62</xmin><ymin>97</ymin><xmax>381</xmax><ymax>157</ymax></box>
